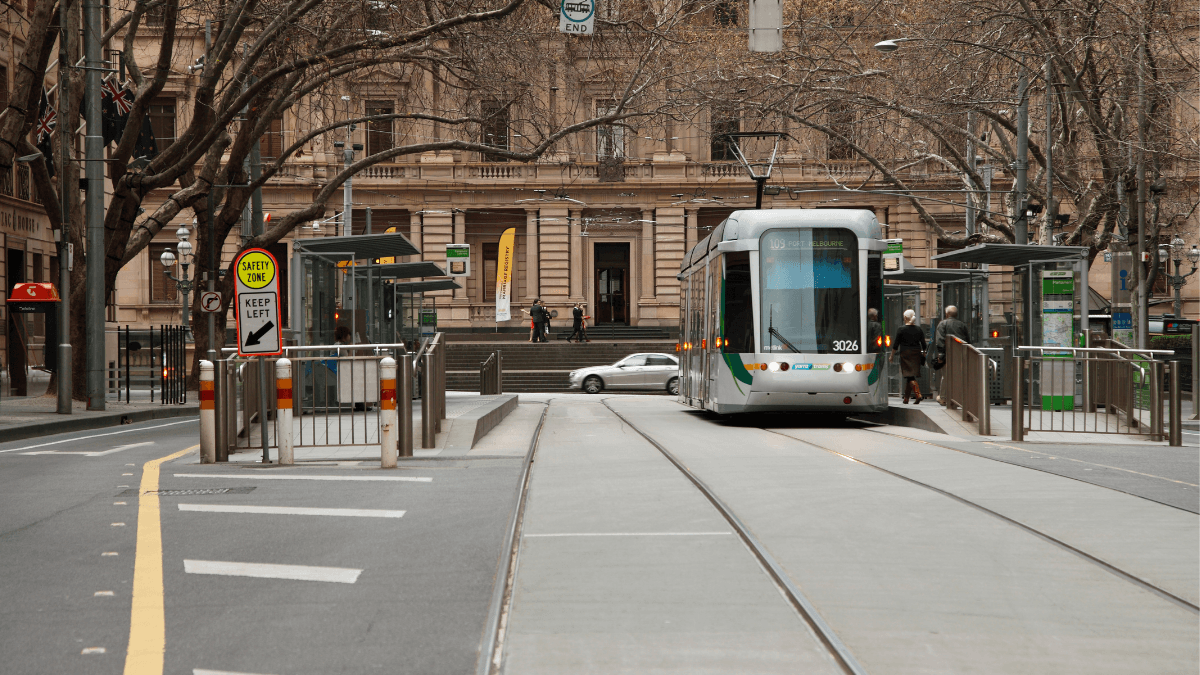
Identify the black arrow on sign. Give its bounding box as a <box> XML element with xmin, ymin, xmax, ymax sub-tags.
<box><xmin>244</xmin><ymin>321</ymin><xmax>275</xmax><ymax>347</ymax></box>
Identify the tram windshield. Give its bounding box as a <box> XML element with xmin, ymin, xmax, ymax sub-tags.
<box><xmin>759</xmin><ymin>228</ymin><xmax>860</xmax><ymax>354</ymax></box>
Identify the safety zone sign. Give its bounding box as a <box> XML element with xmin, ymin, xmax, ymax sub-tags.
<box><xmin>233</xmin><ymin>248</ymin><xmax>283</xmax><ymax>356</ymax></box>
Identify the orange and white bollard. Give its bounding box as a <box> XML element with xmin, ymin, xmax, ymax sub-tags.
<box><xmin>199</xmin><ymin>360</ymin><xmax>215</xmax><ymax>463</ymax></box>
<box><xmin>379</xmin><ymin>357</ymin><xmax>398</xmax><ymax>468</ymax></box>
<box><xmin>276</xmin><ymin>358</ymin><xmax>294</xmax><ymax>465</ymax></box>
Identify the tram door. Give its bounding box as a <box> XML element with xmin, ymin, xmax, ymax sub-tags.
<box><xmin>884</xmin><ymin>286</ymin><xmax>926</xmax><ymax>396</ymax></box>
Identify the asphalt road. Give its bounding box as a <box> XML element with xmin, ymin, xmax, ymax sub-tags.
<box><xmin>0</xmin><ymin>416</ymin><xmax>525</xmax><ymax>675</ymax></box>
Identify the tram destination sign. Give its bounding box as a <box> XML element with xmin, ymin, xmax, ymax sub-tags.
<box><xmin>233</xmin><ymin>248</ymin><xmax>283</xmax><ymax>356</ymax></box>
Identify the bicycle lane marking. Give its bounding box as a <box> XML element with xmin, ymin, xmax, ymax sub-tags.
<box><xmin>124</xmin><ymin>444</ymin><xmax>197</xmax><ymax>675</ymax></box>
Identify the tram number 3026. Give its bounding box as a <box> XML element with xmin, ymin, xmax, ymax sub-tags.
<box><xmin>832</xmin><ymin>340</ymin><xmax>859</xmax><ymax>352</ymax></box>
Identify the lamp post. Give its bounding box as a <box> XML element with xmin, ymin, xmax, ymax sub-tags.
<box><xmin>1159</xmin><ymin>236</ymin><xmax>1199</xmax><ymax>319</ymax></box>
<box><xmin>160</xmin><ymin>226</ymin><xmax>196</xmax><ymax>336</ymax></box>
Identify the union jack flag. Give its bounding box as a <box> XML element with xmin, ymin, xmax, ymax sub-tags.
<box><xmin>103</xmin><ymin>78</ymin><xmax>133</xmax><ymax>114</ymax></box>
<box><xmin>34</xmin><ymin>91</ymin><xmax>56</xmax><ymax>141</ymax></box>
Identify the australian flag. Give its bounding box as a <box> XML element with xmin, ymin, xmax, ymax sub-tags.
<box><xmin>101</xmin><ymin>77</ymin><xmax>158</xmax><ymax>160</ymax></box>
<box><xmin>34</xmin><ymin>89</ymin><xmax>56</xmax><ymax>179</ymax></box>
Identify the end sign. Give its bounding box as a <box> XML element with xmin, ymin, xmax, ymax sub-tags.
<box><xmin>233</xmin><ymin>248</ymin><xmax>283</xmax><ymax>356</ymax></box>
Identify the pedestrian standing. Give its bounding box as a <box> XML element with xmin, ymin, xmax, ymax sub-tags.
<box><xmin>568</xmin><ymin>303</ymin><xmax>585</xmax><ymax>343</ymax></box>
<box><xmin>933</xmin><ymin>305</ymin><xmax>971</xmax><ymax>404</ymax></box>
<box><xmin>892</xmin><ymin>309</ymin><xmax>926</xmax><ymax>404</ymax></box>
<box><xmin>531</xmin><ymin>299</ymin><xmax>548</xmax><ymax>343</ymax></box>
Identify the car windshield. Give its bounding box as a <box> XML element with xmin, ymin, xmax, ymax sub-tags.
<box><xmin>759</xmin><ymin>227</ymin><xmax>861</xmax><ymax>354</ymax></box>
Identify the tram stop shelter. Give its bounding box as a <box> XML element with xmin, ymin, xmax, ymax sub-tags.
<box><xmin>291</xmin><ymin>233</ymin><xmax>458</xmax><ymax>346</ymax></box>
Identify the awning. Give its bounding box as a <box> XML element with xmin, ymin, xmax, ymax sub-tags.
<box><xmin>932</xmin><ymin>243</ymin><xmax>1088</xmax><ymax>267</ymax></box>
<box><xmin>884</xmin><ymin>255</ymin><xmax>985</xmax><ymax>283</ymax></box>
<box><xmin>356</xmin><ymin>262</ymin><xmax>446</xmax><ymax>279</ymax></box>
<box><xmin>390</xmin><ymin>280</ymin><xmax>461</xmax><ymax>293</ymax></box>
<box><xmin>294</xmin><ymin>232</ymin><xmax>420</xmax><ymax>259</ymax></box>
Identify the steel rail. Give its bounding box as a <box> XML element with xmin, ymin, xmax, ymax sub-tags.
<box><xmin>770</xmin><ymin>428</ymin><xmax>1199</xmax><ymax>616</ymax></box>
<box><xmin>600</xmin><ymin>399</ymin><xmax>870</xmax><ymax>675</ymax></box>
<box><xmin>477</xmin><ymin>401</ymin><xmax>549</xmax><ymax>675</ymax></box>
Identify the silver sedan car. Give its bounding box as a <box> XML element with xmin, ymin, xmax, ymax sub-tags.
<box><xmin>569</xmin><ymin>353</ymin><xmax>680</xmax><ymax>395</ymax></box>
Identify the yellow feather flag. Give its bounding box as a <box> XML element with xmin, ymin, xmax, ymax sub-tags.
<box><xmin>495</xmin><ymin>227</ymin><xmax>516</xmax><ymax>322</ymax></box>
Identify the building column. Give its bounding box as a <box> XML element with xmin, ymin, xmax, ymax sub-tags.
<box><xmin>874</xmin><ymin>206</ymin><xmax>889</xmax><ymax>239</ymax></box>
<box><xmin>524</xmin><ymin>208</ymin><xmax>539</xmax><ymax>301</ymax></box>
<box><xmin>653</xmin><ymin>207</ymin><xmax>686</xmax><ymax>310</ymax></box>
<box><xmin>684</xmin><ymin>207</ymin><xmax>699</xmax><ymax>255</ymax></box>
<box><xmin>640</xmin><ymin>209</ymin><xmax>654</xmax><ymax>300</ymax></box>
<box><xmin>452</xmin><ymin>209</ymin><xmax>466</xmax><ymax>302</ymax></box>
<box><xmin>569</xmin><ymin>209</ymin><xmax>584</xmax><ymax>302</ymax></box>
<box><xmin>420</xmin><ymin>209</ymin><xmax>455</xmax><ymax>318</ymax></box>
<box><xmin>409</xmin><ymin>211</ymin><xmax>423</xmax><ymax>258</ymax></box>
<box><xmin>538</xmin><ymin>205</ymin><xmax>570</xmax><ymax>311</ymax></box>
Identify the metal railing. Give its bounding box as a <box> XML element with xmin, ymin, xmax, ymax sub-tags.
<box><xmin>480</xmin><ymin>349</ymin><xmax>503</xmax><ymax>395</ymax></box>
<box><xmin>1012</xmin><ymin>345</ymin><xmax>1183</xmax><ymax>445</ymax></box>
<box><xmin>941</xmin><ymin>337</ymin><xmax>993</xmax><ymax>435</ymax></box>
<box><xmin>212</xmin><ymin>336</ymin><xmax>445</xmax><ymax>461</ymax></box>
<box><xmin>110</xmin><ymin>325</ymin><xmax>189</xmax><ymax>404</ymax></box>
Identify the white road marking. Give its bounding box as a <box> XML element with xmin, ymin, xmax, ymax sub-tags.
<box><xmin>94</xmin><ymin>591</ymin><xmax>114</xmax><ymax>596</ymax></box>
<box><xmin>195</xmin><ymin>669</ymin><xmax>279</xmax><ymax>675</ymax></box>
<box><xmin>184</xmin><ymin>559</ymin><xmax>361</xmax><ymax>584</ymax></box>
<box><xmin>178</xmin><ymin>504</ymin><xmax>406</xmax><ymax>518</ymax></box>
<box><xmin>82</xmin><ymin>647</ymin><xmax>106</xmax><ymax>654</ymax></box>
<box><xmin>22</xmin><ymin>441</ymin><xmax>156</xmax><ymax>457</ymax></box>
<box><xmin>174</xmin><ymin>473</ymin><xmax>432</xmax><ymax>483</ymax></box>
<box><xmin>524</xmin><ymin>532</ymin><xmax>734</xmax><ymax>537</ymax></box>
<box><xmin>114</xmin><ymin>502</ymin><xmax>127</xmax><ymax>505</ymax></box>
<box><xmin>102</xmin><ymin>552</ymin><xmax>118</xmax><ymax>556</ymax></box>
<box><xmin>122</xmin><ymin>473</ymin><xmax>133</xmax><ymax>476</ymax></box>
<box><xmin>112</xmin><ymin>522</ymin><xmax>126</xmax><ymax>527</ymax></box>
<box><xmin>0</xmin><ymin>420</ymin><xmax>194</xmax><ymax>453</ymax></box>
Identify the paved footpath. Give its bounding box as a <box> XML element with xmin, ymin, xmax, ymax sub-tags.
<box><xmin>499</xmin><ymin>395</ymin><xmax>1198</xmax><ymax>675</ymax></box>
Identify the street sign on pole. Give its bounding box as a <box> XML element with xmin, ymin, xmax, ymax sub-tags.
<box><xmin>200</xmin><ymin>291</ymin><xmax>223</xmax><ymax>313</ymax></box>
<box><xmin>559</xmin><ymin>0</ymin><xmax>594</xmax><ymax>34</ymax></box>
<box><xmin>233</xmin><ymin>248</ymin><xmax>283</xmax><ymax>356</ymax></box>
<box><xmin>446</xmin><ymin>244</ymin><xmax>470</xmax><ymax>277</ymax></box>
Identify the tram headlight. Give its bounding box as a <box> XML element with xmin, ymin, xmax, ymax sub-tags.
<box><xmin>768</xmin><ymin>362</ymin><xmax>781</xmax><ymax>372</ymax></box>
<box><xmin>843</xmin><ymin>362</ymin><xmax>854</xmax><ymax>373</ymax></box>
<box><xmin>833</xmin><ymin>362</ymin><xmax>842</xmax><ymax>372</ymax></box>
<box><xmin>780</xmin><ymin>362</ymin><xmax>789</xmax><ymax>371</ymax></box>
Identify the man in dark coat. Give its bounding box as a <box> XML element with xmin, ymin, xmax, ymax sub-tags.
<box><xmin>568</xmin><ymin>303</ymin><xmax>585</xmax><ymax>343</ymax></box>
<box><xmin>933</xmin><ymin>305</ymin><xmax>971</xmax><ymax>403</ymax></box>
<box><xmin>531</xmin><ymin>299</ymin><xmax>548</xmax><ymax>343</ymax></box>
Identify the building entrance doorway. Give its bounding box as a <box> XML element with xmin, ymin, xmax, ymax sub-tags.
<box><xmin>594</xmin><ymin>243</ymin><xmax>629</xmax><ymax>325</ymax></box>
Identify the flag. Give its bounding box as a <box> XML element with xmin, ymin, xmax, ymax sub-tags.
<box><xmin>495</xmin><ymin>227</ymin><xmax>515</xmax><ymax>321</ymax></box>
<box><xmin>100</xmin><ymin>77</ymin><xmax>157</xmax><ymax>160</ymax></box>
<box><xmin>34</xmin><ymin>89</ymin><xmax>56</xmax><ymax>179</ymax></box>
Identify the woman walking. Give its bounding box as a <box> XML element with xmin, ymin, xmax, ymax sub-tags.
<box><xmin>892</xmin><ymin>309</ymin><xmax>926</xmax><ymax>404</ymax></box>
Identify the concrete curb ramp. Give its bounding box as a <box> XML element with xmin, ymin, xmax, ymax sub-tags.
<box><xmin>442</xmin><ymin>394</ymin><xmax>520</xmax><ymax>455</ymax></box>
<box><xmin>0</xmin><ymin>405</ymin><xmax>199</xmax><ymax>443</ymax></box>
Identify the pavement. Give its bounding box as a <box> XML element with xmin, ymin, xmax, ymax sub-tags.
<box><xmin>2</xmin><ymin>391</ymin><xmax>1196</xmax><ymax>674</ymax></box>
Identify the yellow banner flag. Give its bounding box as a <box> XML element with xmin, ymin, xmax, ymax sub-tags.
<box><xmin>495</xmin><ymin>227</ymin><xmax>516</xmax><ymax>321</ymax></box>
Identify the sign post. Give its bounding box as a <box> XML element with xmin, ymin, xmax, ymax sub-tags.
<box><xmin>446</xmin><ymin>244</ymin><xmax>470</xmax><ymax>277</ymax></box>
<box><xmin>233</xmin><ymin>248</ymin><xmax>283</xmax><ymax>463</ymax></box>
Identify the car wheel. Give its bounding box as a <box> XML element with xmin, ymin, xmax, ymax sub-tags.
<box><xmin>667</xmin><ymin>377</ymin><xmax>680</xmax><ymax>396</ymax></box>
<box><xmin>583</xmin><ymin>375</ymin><xmax>603</xmax><ymax>395</ymax></box>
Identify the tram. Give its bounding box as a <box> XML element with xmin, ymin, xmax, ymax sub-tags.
<box><xmin>678</xmin><ymin>209</ymin><xmax>890</xmax><ymax>414</ymax></box>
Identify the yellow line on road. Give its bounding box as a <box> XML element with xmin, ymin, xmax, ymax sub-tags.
<box><xmin>124</xmin><ymin>445</ymin><xmax>197</xmax><ymax>675</ymax></box>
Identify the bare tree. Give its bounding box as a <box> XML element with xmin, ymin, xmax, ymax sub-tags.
<box><xmin>0</xmin><ymin>0</ymin><xmax>697</xmax><ymax>395</ymax></box>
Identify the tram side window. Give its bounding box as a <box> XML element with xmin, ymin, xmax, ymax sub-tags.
<box><xmin>867</xmin><ymin>253</ymin><xmax>883</xmax><ymax>352</ymax></box>
<box><xmin>723</xmin><ymin>252</ymin><xmax>753</xmax><ymax>353</ymax></box>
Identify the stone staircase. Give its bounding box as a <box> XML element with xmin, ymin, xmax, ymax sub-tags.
<box><xmin>446</xmin><ymin>341</ymin><xmax>677</xmax><ymax>393</ymax></box>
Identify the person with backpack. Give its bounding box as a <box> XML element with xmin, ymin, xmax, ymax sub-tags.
<box><xmin>933</xmin><ymin>305</ymin><xmax>971</xmax><ymax>404</ymax></box>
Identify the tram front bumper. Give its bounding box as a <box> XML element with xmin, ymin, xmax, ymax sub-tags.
<box><xmin>743</xmin><ymin>390</ymin><xmax>880</xmax><ymax>411</ymax></box>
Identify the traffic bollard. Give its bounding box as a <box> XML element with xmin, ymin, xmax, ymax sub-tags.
<box><xmin>277</xmin><ymin>359</ymin><xmax>294</xmax><ymax>465</ymax></box>
<box><xmin>400</xmin><ymin>355</ymin><xmax>413</xmax><ymax>458</ymax></box>
<box><xmin>422</xmin><ymin>351</ymin><xmax>436</xmax><ymax>448</ymax></box>
<box><xmin>199</xmin><ymin>360</ymin><xmax>215</xmax><ymax>463</ymax></box>
<box><xmin>380</xmin><ymin>357</ymin><xmax>398</xmax><ymax>468</ymax></box>
<box><xmin>1169</xmin><ymin>361</ymin><xmax>1182</xmax><ymax>447</ymax></box>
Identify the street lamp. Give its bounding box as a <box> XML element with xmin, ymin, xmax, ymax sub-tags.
<box><xmin>1159</xmin><ymin>235</ymin><xmax>1199</xmax><ymax>319</ymax></box>
<box><xmin>160</xmin><ymin>225</ymin><xmax>196</xmax><ymax>336</ymax></box>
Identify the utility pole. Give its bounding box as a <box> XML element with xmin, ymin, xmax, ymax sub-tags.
<box><xmin>84</xmin><ymin>0</ymin><xmax>105</xmax><ymax>410</ymax></box>
<box><xmin>56</xmin><ymin>0</ymin><xmax>71</xmax><ymax>414</ymax></box>
<box><xmin>1135</xmin><ymin>37</ymin><xmax>1148</xmax><ymax>350</ymax></box>
<box><xmin>1014</xmin><ymin>69</ymin><xmax>1029</xmax><ymax>246</ymax></box>
<box><xmin>966</xmin><ymin>111</ymin><xmax>976</xmax><ymax>237</ymax></box>
<box><xmin>1044</xmin><ymin>57</ymin><xmax>1054</xmax><ymax>244</ymax></box>
<box><xmin>205</xmin><ymin>20</ymin><xmax>216</xmax><ymax>364</ymax></box>
<box><xmin>342</xmin><ymin>131</ymin><xmax>354</xmax><ymax>237</ymax></box>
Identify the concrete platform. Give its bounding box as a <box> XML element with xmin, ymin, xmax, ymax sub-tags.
<box><xmin>498</xmin><ymin>395</ymin><xmax>1198</xmax><ymax>674</ymax></box>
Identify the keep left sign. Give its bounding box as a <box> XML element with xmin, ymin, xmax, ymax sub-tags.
<box><xmin>233</xmin><ymin>248</ymin><xmax>283</xmax><ymax>356</ymax></box>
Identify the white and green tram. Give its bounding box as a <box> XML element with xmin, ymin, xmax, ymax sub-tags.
<box><xmin>678</xmin><ymin>209</ymin><xmax>890</xmax><ymax>414</ymax></box>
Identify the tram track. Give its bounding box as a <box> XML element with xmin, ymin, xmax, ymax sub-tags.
<box><xmin>762</xmin><ymin>426</ymin><xmax>1200</xmax><ymax>616</ymax></box>
<box><xmin>599</xmin><ymin>398</ymin><xmax>871</xmax><ymax>675</ymax></box>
